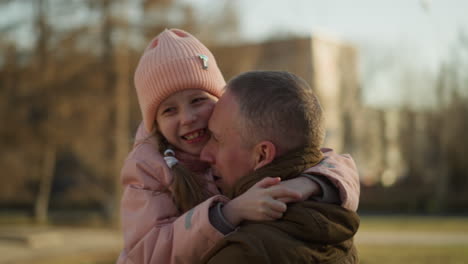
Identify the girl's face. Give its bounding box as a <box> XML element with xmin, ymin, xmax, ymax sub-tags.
<box><xmin>156</xmin><ymin>89</ymin><xmax>218</xmax><ymax>155</ymax></box>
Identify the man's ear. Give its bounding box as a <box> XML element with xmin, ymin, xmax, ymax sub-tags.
<box><xmin>253</xmin><ymin>141</ymin><xmax>276</xmax><ymax>170</ymax></box>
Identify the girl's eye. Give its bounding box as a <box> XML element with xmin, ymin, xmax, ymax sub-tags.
<box><xmin>162</xmin><ymin>107</ymin><xmax>175</xmax><ymax>114</ymax></box>
<box><xmin>192</xmin><ymin>97</ymin><xmax>207</xmax><ymax>104</ymax></box>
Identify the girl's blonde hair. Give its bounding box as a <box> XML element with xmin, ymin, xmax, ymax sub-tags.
<box><xmin>153</xmin><ymin>131</ymin><xmax>214</xmax><ymax>213</ymax></box>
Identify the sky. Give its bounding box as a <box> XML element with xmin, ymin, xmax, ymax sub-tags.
<box><xmin>232</xmin><ymin>0</ymin><xmax>467</xmax><ymax>65</ymax></box>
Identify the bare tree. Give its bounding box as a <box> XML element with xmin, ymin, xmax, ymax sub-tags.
<box><xmin>33</xmin><ymin>0</ymin><xmax>56</xmax><ymax>225</ymax></box>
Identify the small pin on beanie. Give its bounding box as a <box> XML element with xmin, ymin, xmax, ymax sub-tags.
<box><xmin>134</xmin><ymin>28</ymin><xmax>226</xmax><ymax>133</ymax></box>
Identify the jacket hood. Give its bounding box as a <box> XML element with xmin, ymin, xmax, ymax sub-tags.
<box><xmin>261</xmin><ymin>200</ymin><xmax>359</xmax><ymax>245</ymax></box>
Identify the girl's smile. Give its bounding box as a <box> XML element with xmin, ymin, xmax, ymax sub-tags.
<box><xmin>181</xmin><ymin>128</ymin><xmax>208</xmax><ymax>143</ymax></box>
<box><xmin>156</xmin><ymin>89</ymin><xmax>218</xmax><ymax>155</ymax></box>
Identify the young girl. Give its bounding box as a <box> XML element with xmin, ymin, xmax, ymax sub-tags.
<box><xmin>117</xmin><ymin>29</ymin><xmax>360</xmax><ymax>264</ymax></box>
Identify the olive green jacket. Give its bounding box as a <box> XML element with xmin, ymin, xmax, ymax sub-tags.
<box><xmin>203</xmin><ymin>200</ymin><xmax>359</xmax><ymax>264</ymax></box>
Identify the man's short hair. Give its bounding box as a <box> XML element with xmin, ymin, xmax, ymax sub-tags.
<box><xmin>226</xmin><ymin>71</ymin><xmax>325</xmax><ymax>153</ymax></box>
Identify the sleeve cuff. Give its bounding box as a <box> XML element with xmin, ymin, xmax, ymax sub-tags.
<box><xmin>300</xmin><ymin>173</ymin><xmax>341</xmax><ymax>204</ymax></box>
<box><xmin>208</xmin><ymin>202</ymin><xmax>236</xmax><ymax>235</ymax></box>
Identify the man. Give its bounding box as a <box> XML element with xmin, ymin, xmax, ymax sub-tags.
<box><xmin>200</xmin><ymin>71</ymin><xmax>359</xmax><ymax>263</ymax></box>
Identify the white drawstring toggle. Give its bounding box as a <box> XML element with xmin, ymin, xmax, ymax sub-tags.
<box><xmin>164</xmin><ymin>149</ymin><xmax>178</xmax><ymax>168</ymax></box>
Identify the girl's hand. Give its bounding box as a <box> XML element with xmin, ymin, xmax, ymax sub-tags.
<box><xmin>222</xmin><ymin>177</ymin><xmax>301</xmax><ymax>226</ymax></box>
<box><xmin>277</xmin><ymin>176</ymin><xmax>321</xmax><ymax>203</ymax></box>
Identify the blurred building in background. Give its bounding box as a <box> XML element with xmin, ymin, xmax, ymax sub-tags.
<box><xmin>213</xmin><ymin>34</ymin><xmax>361</xmax><ymax>156</ymax></box>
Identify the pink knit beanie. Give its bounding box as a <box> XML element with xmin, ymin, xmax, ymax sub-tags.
<box><xmin>134</xmin><ymin>28</ymin><xmax>226</xmax><ymax>133</ymax></box>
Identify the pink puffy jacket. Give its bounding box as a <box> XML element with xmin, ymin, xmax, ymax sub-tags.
<box><xmin>116</xmin><ymin>122</ymin><xmax>360</xmax><ymax>264</ymax></box>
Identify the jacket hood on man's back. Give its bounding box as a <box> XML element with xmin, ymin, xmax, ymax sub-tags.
<box><xmin>262</xmin><ymin>200</ymin><xmax>359</xmax><ymax>245</ymax></box>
